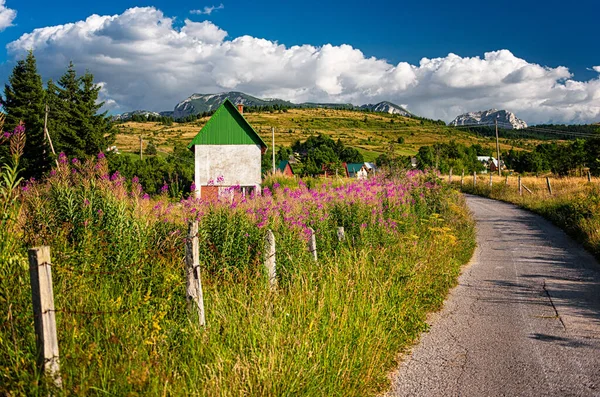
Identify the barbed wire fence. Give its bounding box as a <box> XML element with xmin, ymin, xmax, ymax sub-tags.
<box><xmin>23</xmin><ymin>218</ymin><xmax>333</xmax><ymax>389</ymax></box>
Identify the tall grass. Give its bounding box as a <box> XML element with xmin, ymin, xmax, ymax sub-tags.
<box><xmin>459</xmin><ymin>173</ymin><xmax>600</xmax><ymax>257</ymax></box>
<box><xmin>1</xmin><ymin>153</ymin><xmax>475</xmax><ymax>395</ymax></box>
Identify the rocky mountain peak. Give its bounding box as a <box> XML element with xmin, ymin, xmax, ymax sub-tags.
<box><xmin>449</xmin><ymin>109</ymin><xmax>527</xmax><ymax>129</ymax></box>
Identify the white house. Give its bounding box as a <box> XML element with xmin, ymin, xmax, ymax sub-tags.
<box><xmin>187</xmin><ymin>99</ymin><xmax>267</xmax><ymax>199</ymax></box>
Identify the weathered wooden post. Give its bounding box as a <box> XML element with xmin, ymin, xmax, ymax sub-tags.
<box><xmin>588</xmin><ymin>171</ymin><xmax>592</xmax><ymax>183</ymax></box>
<box><xmin>337</xmin><ymin>226</ymin><xmax>345</xmax><ymax>242</ymax></box>
<box><xmin>448</xmin><ymin>168</ymin><xmax>453</xmax><ymax>183</ymax></box>
<box><xmin>489</xmin><ymin>172</ymin><xmax>493</xmax><ymax>188</ymax></box>
<box><xmin>518</xmin><ymin>175</ymin><xmax>522</xmax><ymax>196</ymax></box>
<box><xmin>308</xmin><ymin>227</ymin><xmax>318</xmax><ymax>262</ymax></box>
<box><xmin>473</xmin><ymin>172</ymin><xmax>477</xmax><ymax>188</ymax></box>
<box><xmin>264</xmin><ymin>230</ymin><xmax>277</xmax><ymax>289</ymax></box>
<box><xmin>186</xmin><ymin>221</ymin><xmax>206</xmax><ymax>327</ymax></box>
<box><xmin>461</xmin><ymin>169</ymin><xmax>464</xmax><ymax>188</ymax></box>
<box><xmin>28</xmin><ymin>246</ymin><xmax>62</xmax><ymax>389</ymax></box>
<box><xmin>505</xmin><ymin>174</ymin><xmax>509</xmax><ymax>184</ymax></box>
<box><xmin>546</xmin><ymin>177</ymin><xmax>553</xmax><ymax>195</ymax></box>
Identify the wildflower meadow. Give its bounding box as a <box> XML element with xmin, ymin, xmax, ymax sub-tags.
<box><xmin>0</xmin><ymin>126</ymin><xmax>475</xmax><ymax>395</ymax></box>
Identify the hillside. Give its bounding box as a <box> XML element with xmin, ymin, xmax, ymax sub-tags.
<box><xmin>115</xmin><ymin>108</ymin><xmax>544</xmax><ymax>162</ymax></box>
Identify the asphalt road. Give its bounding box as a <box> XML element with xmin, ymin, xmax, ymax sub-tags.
<box><xmin>387</xmin><ymin>194</ymin><xmax>600</xmax><ymax>397</ymax></box>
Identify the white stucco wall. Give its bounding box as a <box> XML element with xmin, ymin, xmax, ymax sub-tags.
<box><xmin>194</xmin><ymin>144</ymin><xmax>262</xmax><ymax>197</ymax></box>
<box><xmin>357</xmin><ymin>168</ymin><xmax>368</xmax><ymax>179</ymax></box>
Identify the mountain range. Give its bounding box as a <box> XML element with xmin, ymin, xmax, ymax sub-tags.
<box><xmin>115</xmin><ymin>91</ymin><xmax>413</xmax><ymax>120</ymax></box>
<box><xmin>448</xmin><ymin>109</ymin><xmax>528</xmax><ymax>130</ymax></box>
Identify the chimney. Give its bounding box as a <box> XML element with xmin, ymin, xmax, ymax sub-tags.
<box><xmin>237</xmin><ymin>104</ymin><xmax>244</xmax><ymax>114</ymax></box>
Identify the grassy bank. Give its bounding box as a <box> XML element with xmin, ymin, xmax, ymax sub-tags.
<box><xmin>458</xmin><ymin>173</ymin><xmax>600</xmax><ymax>257</ymax></box>
<box><xmin>1</xmin><ymin>156</ymin><xmax>475</xmax><ymax>395</ymax></box>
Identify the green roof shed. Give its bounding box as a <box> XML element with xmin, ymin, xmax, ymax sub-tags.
<box><xmin>187</xmin><ymin>98</ymin><xmax>267</xmax><ymax>151</ymax></box>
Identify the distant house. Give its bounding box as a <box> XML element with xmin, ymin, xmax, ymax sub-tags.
<box><xmin>277</xmin><ymin>160</ymin><xmax>294</xmax><ymax>176</ymax></box>
<box><xmin>347</xmin><ymin>162</ymin><xmax>378</xmax><ymax>178</ymax></box>
<box><xmin>322</xmin><ymin>162</ymin><xmax>349</xmax><ymax>177</ymax></box>
<box><xmin>476</xmin><ymin>156</ymin><xmax>504</xmax><ymax>172</ymax></box>
<box><xmin>187</xmin><ymin>100</ymin><xmax>267</xmax><ymax>199</ymax></box>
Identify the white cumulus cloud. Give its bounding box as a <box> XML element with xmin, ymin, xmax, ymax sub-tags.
<box><xmin>190</xmin><ymin>4</ymin><xmax>224</xmax><ymax>15</ymax></box>
<box><xmin>6</xmin><ymin>6</ymin><xmax>600</xmax><ymax>124</ymax></box>
<box><xmin>0</xmin><ymin>0</ymin><xmax>16</xmax><ymax>31</ymax></box>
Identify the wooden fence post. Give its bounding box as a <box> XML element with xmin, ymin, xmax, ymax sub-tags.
<box><xmin>337</xmin><ymin>226</ymin><xmax>345</xmax><ymax>242</ymax></box>
<box><xmin>28</xmin><ymin>246</ymin><xmax>62</xmax><ymax>389</ymax></box>
<box><xmin>588</xmin><ymin>171</ymin><xmax>592</xmax><ymax>182</ymax></box>
<box><xmin>264</xmin><ymin>230</ymin><xmax>277</xmax><ymax>289</ymax></box>
<box><xmin>473</xmin><ymin>172</ymin><xmax>477</xmax><ymax>188</ymax></box>
<box><xmin>489</xmin><ymin>172</ymin><xmax>493</xmax><ymax>188</ymax></box>
<box><xmin>186</xmin><ymin>221</ymin><xmax>206</xmax><ymax>327</ymax></box>
<box><xmin>461</xmin><ymin>169</ymin><xmax>464</xmax><ymax>188</ymax></box>
<box><xmin>308</xmin><ymin>227</ymin><xmax>318</xmax><ymax>262</ymax></box>
<box><xmin>448</xmin><ymin>168</ymin><xmax>453</xmax><ymax>183</ymax></box>
<box><xmin>518</xmin><ymin>175</ymin><xmax>522</xmax><ymax>196</ymax></box>
<box><xmin>546</xmin><ymin>177</ymin><xmax>553</xmax><ymax>195</ymax></box>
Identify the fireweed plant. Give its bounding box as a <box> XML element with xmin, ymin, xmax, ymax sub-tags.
<box><xmin>2</xmin><ymin>152</ymin><xmax>475</xmax><ymax>396</ymax></box>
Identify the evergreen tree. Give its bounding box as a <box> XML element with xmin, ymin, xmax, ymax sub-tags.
<box><xmin>55</xmin><ymin>62</ymin><xmax>85</xmax><ymax>157</ymax></box>
<box><xmin>48</xmin><ymin>63</ymin><xmax>115</xmax><ymax>158</ymax></box>
<box><xmin>45</xmin><ymin>78</ymin><xmax>69</xmax><ymax>156</ymax></box>
<box><xmin>0</xmin><ymin>50</ymin><xmax>49</xmax><ymax>178</ymax></box>
<box><xmin>79</xmin><ymin>71</ymin><xmax>115</xmax><ymax>155</ymax></box>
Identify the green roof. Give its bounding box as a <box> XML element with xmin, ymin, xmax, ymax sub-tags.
<box><xmin>187</xmin><ymin>99</ymin><xmax>267</xmax><ymax>149</ymax></box>
<box><xmin>347</xmin><ymin>163</ymin><xmax>365</xmax><ymax>173</ymax></box>
<box><xmin>277</xmin><ymin>160</ymin><xmax>292</xmax><ymax>173</ymax></box>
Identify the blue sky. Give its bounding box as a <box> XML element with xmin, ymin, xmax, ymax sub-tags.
<box><xmin>1</xmin><ymin>0</ymin><xmax>599</xmax><ymax>123</ymax></box>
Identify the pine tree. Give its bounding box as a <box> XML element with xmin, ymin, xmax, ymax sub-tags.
<box><xmin>54</xmin><ymin>62</ymin><xmax>85</xmax><ymax>157</ymax></box>
<box><xmin>45</xmin><ymin>78</ymin><xmax>69</xmax><ymax>156</ymax></box>
<box><xmin>79</xmin><ymin>71</ymin><xmax>115</xmax><ymax>155</ymax></box>
<box><xmin>0</xmin><ymin>50</ymin><xmax>49</xmax><ymax>178</ymax></box>
<box><xmin>49</xmin><ymin>63</ymin><xmax>115</xmax><ymax>158</ymax></box>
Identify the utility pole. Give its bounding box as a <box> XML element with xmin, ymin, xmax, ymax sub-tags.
<box><xmin>43</xmin><ymin>104</ymin><xmax>59</xmax><ymax>169</ymax></box>
<box><xmin>495</xmin><ymin>118</ymin><xmax>501</xmax><ymax>176</ymax></box>
<box><xmin>140</xmin><ymin>135</ymin><xmax>143</xmax><ymax>161</ymax></box>
<box><xmin>272</xmin><ymin>127</ymin><xmax>275</xmax><ymax>174</ymax></box>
